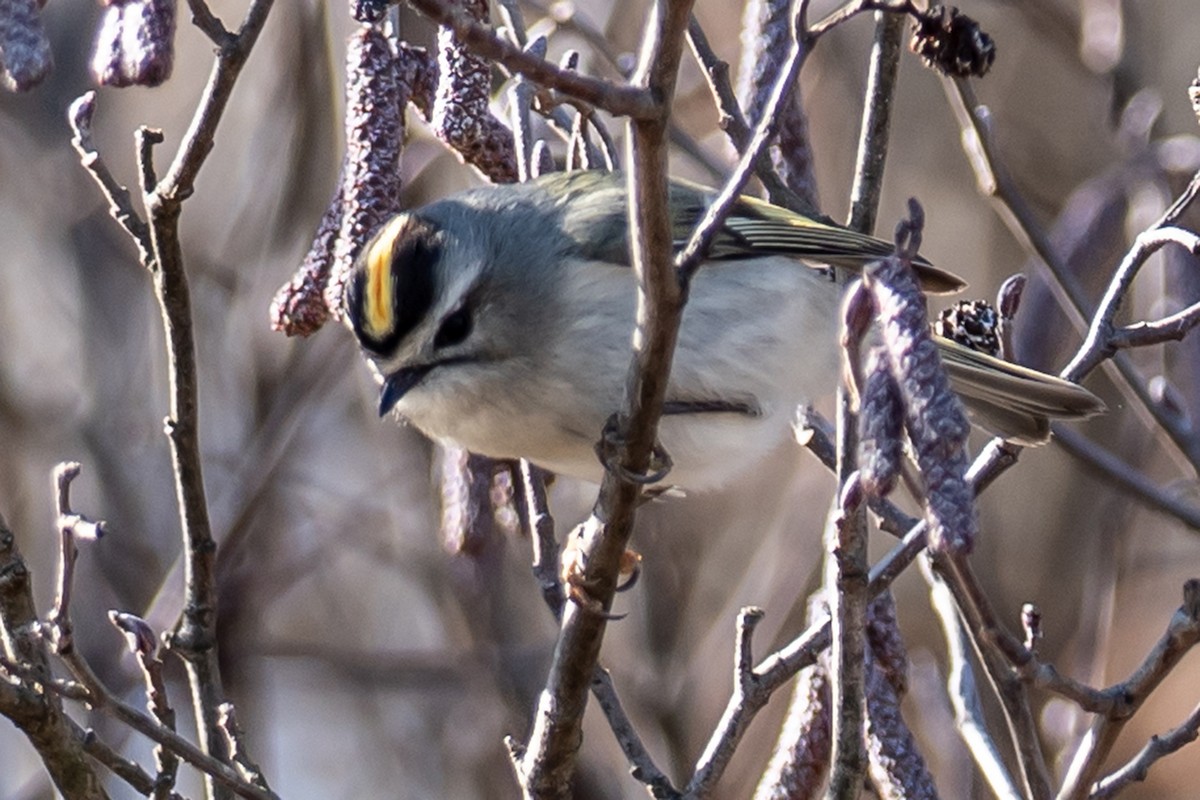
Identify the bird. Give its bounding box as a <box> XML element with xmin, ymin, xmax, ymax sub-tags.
<box><xmin>343</xmin><ymin>169</ymin><xmax>1104</xmax><ymax>490</ymax></box>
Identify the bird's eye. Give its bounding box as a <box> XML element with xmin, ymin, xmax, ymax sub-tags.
<box><xmin>434</xmin><ymin>306</ymin><xmax>472</xmax><ymax>349</ymax></box>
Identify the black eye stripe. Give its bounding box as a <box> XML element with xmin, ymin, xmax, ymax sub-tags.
<box><xmin>349</xmin><ymin>216</ymin><xmax>441</xmax><ymax>356</ymax></box>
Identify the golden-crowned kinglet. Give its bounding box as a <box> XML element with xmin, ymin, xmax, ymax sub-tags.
<box><xmin>344</xmin><ymin>170</ymin><xmax>1103</xmax><ymax>489</ymax></box>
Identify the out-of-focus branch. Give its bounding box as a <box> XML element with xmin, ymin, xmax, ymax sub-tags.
<box><xmin>925</xmin><ymin>560</ymin><xmax>1022</xmax><ymax>800</ymax></box>
<box><xmin>738</xmin><ymin>0</ymin><xmax>819</xmax><ymax>205</ymax></box>
<box><xmin>1053</xmin><ymin>425</ymin><xmax>1200</xmax><ymax>532</ymax></box>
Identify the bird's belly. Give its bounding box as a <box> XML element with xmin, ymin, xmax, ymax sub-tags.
<box><xmin>400</xmin><ymin>257</ymin><xmax>844</xmax><ymax>490</ymax></box>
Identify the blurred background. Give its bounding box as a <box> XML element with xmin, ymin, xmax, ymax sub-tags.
<box><xmin>1</xmin><ymin>0</ymin><xmax>1199</xmax><ymax>797</ymax></box>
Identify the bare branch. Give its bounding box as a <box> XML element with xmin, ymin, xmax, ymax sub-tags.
<box><xmin>48</xmin><ymin>462</ymin><xmax>109</xmax><ymax>658</ymax></box>
<box><xmin>109</xmin><ymin>611</ymin><xmax>178</xmax><ymax>797</ymax></box>
<box><xmin>931</xmin><ymin>552</ymin><xmax>1053</xmax><ymax>799</ymax></box>
<box><xmin>676</xmin><ymin>2</ymin><xmax>814</xmax><ymax>278</ymax></box>
<box><xmin>157</xmin><ymin>0</ymin><xmax>275</xmax><ymax>203</ymax></box>
<box><xmin>925</xmin><ymin>562</ymin><xmax>1023</xmax><ymax>800</ymax></box>
<box><xmin>945</xmin><ymin>75</ymin><xmax>1200</xmax><ymax>473</ymax></box>
<box><xmin>67</xmin><ymin>92</ymin><xmax>153</xmax><ymax>263</ymax></box>
<box><xmin>846</xmin><ymin>9</ymin><xmax>904</xmax><ymax>233</ymax></box>
<box><xmin>1064</xmin><ymin>227</ymin><xmax>1200</xmax><ymax>379</ymax></box>
<box><xmin>591</xmin><ymin>667</ymin><xmax>678</xmax><ymax>797</ymax></box>
<box><xmin>686</xmin><ymin>520</ymin><xmax>928</xmax><ymax>796</ymax></box>
<box><xmin>407</xmin><ymin>0</ymin><xmax>657</xmax><ymax>119</ymax></box>
<box><xmin>684</xmin><ymin>16</ymin><xmax>811</xmax><ymax>211</ymax></box>
<box><xmin>514</xmin><ymin>2</ymin><xmax>696</xmax><ymax>795</ymax></box>
<box><xmin>0</xmin><ymin>513</ymin><xmax>109</xmax><ymax>799</ymax></box>
<box><xmin>1090</xmin><ymin>701</ymin><xmax>1200</xmax><ymax>799</ymax></box>
<box><xmin>1058</xmin><ymin>579</ymin><xmax>1200</xmax><ymax>799</ymax></box>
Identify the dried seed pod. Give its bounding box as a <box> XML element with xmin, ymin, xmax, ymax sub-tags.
<box><xmin>431</xmin><ymin>0</ymin><xmax>519</xmax><ymax>183</ymax></box>
<box><xmin>867</xmin><ymin>201</ymin><xmax>977</xmax><ymax>553</ymax></box>
<box><xmin>269</xmin><ymin>180</ymin><xmax>343</xmax><ymax>337</ymax></box>
<box><xmin>910</xmin><ymin>5</ymin><xmax>995</xmax><ymax>79</ymax></box>
<box><xmin>858</xmin><ymin>348</ymin><xmax>904</xmax><ymax>498</ymax></box>
<box><xmin>866</xmin><ymin>592</ymin><xmax>908</xmax><ymax>697</ymax></box>
<box><xmin>397</xmin><ymin>43</ymin><xmax>437</xmax><ymax>120</ymax></box>
<box><xmin>864</xmin><ymin>647</ymin><xmax>937</xmax><ymax>800</ymax></box>
<box><xmin>933</xmin><ymin>299</ymin><xmax>1001</xmax><ymax>357</ymax></box>
<box><xmin>738</xmin><ymin>0</ymin><xmax>818</xmax><ymax>205</ymax></box>
<box><xmin>351</xmin><ymin>0</ymin><xmax>392</xmax><ymax>24</ymax></box>
<box><xmin>325</xmin><ymin>25</ymin><xmax>404</xmax><ymax>321</ymax></box>
<box><xmin>0</xmin><ymin>0</ymin><xmax>53</xmax><ymax>92</ymax></box>
<box><xmin>90</xmin><ymin>0</ymin><xmax>175</xmax><ymax>88</ymax></box>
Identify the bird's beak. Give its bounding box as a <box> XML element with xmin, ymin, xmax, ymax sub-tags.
<box><xmin>378</xmin><ymin>366</ymin><xmax>430</xmax><ymax>417</ymax></box>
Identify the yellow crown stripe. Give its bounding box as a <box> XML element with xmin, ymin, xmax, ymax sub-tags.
<box><xmin>364</xmin><ymin>216</ymin><xmax>407</xmax><ymax>339</ymax></box>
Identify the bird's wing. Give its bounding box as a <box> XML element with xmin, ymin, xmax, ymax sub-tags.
<box><xmin>937</xmin><ymin>336</ymin><xmax>1106</xmax><ymax>444</ymax></box>
<box><xmin>546</xmin><ymin>170</ymin><xmax>966</xmax><ymax>295</ymax></box>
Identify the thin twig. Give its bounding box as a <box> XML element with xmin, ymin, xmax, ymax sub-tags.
<box><xmin>685</xmin><ymin>521</ymin><xmax>928</xmax><ymax>796</ymax></box>
<box><xmin>945</xmin><ymin>76</ymin><xmax>1200</xmax><ymax>473</ymax></box>
<box><xmin>1057</xmin><ymin>580</ymin><xmax>1200</xmax><ymax>800</ymax></box>
<box><xmin>826</xmin><ymin>294</ymin><xmax>873</xmax><ymax>799</ymax></box>
<box><xmin>931</xmin><ymin>552</ymin><xmax>1053</xmax><ymax>799</ymax></box>
<box><xmin>407</xmin><ymin>0</ymin><xmax>657</xmax><ymax>119</ymax></box>
<box><xmin>684</xmin><ymin>16</ymin><xmax>813</xmax><ymax>212</ymax></box>
<box><xmin>846</xmin><ymin>9</ymin><xmax>905</xmax><ymax>234</ymax></box>
<box><xmin>0</xmin><ymin>514</ymin><xmax>108</xmax><ymax>799</ymax></box>
<box><xmin>67</xmin><ymin>93</ymin><xmax>152</xmax><ymax>264</ymax></box>
<box><xmin>122</xmin><ymin>5</ymin><xmax>278</xmax><ymax>792</ymax></box>
<box><xmin>109</xmin><ymin>611</ymin><xmax>178</xmax><ymax>797</ymax></box>
<box><xmin>1064</xmin><ymin>227</ymin><xmax>1200</xmax><ymax>379</ymax></box>
<box><xmin>6</xmin><ymin>651</ymin><xmax>274</xmax><ymax>800</ymax></box>
<box><xmin>676</xmin><ymin>1</ymin><xmax>815</xmax><ymax>279</ymax></box>
<box><xmin>591</xmin><ymin>667</ymin><xmax>678</xmax><ymax>797</ymax></box>
<box><xmin>1089</xmin><ymin>701</ymin><xmax>1200</xmax><ymax>799</ymax></box>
